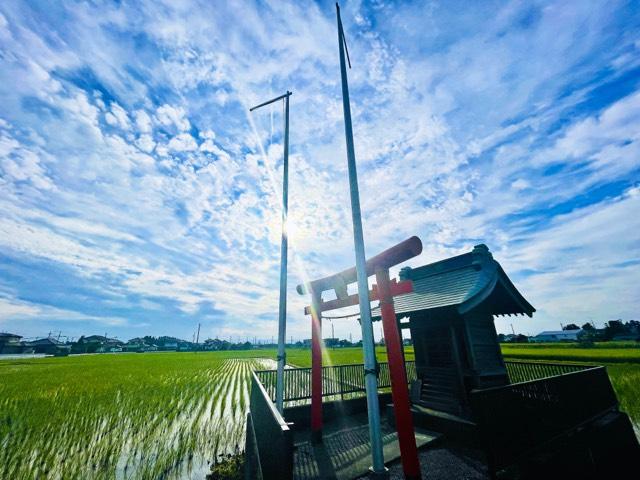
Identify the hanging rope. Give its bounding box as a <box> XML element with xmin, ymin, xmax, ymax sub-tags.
<box><xmin>320</xmin><ymin>302</ymin><xmax>380</xmax><ymax>320</ymax></box>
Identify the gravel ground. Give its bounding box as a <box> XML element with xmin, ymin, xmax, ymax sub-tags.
<box><xmin>362</xmin><ymin>442</ymin><xmax>489</xmax><ymax>480</ymax></box>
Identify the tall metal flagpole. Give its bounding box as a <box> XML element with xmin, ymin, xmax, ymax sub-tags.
<box><xmin>249</xmin><ymin>91</ymin><xmax>292</xmax><ymax>413</ymax></box>
<box><xmin>335</xmin><ymin>4</ymin><xmax>386</xmax><ymax>474</ymax></box>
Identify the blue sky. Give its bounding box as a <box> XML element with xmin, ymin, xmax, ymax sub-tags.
<box><xmin>0</xmin><ymin>0</ymin><xmax>638</xmax><ymax>342</ymax></box>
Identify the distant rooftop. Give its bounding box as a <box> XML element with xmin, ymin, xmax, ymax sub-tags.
<box><xmin>0</xmin><ymin>332</ymin><xmax>22</xmax><ymax>338</ymax></box>
<box><xmin>535</xmin><ymin>330</ymin><xmax>582</xmax><ymax>337</ymax></box>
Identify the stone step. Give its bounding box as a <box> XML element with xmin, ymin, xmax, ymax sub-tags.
<box><xmin>419</xmin><ymin>398</ymin><xmax>460</xmax><ymax>414</ymax></box>
<box><xmin>420</xmin><ymin>391</ymin><xmax>457</xmax><ymax>403</ymax></box>
<box><xmin>422</xmin><ymin>386</ymin><xmax>457</xmax><ymax>396</ymax></box>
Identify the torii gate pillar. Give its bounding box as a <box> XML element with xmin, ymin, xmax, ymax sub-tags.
<box><xmin>310</xmin><ymin>290</ymin><xmax>323</xmax><ymax>442</ymax></box>
<box><xmin>375</xmin><ymin>268</ymin><xmax>421</xmax><ymax>479</ymax></box>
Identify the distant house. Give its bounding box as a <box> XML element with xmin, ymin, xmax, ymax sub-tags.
<box><xmin>203</xmin><ymin>339</ymin><xmax>221</xmax><ymax>351</ymax></box>
<box><xmin>25</xmin><ymin>337</ymin><xmax>68</xmax><ymax>354</ymax></box>
<box><xmin>96</xmin><ymin>344</ymin><xmax>124</xmax><ymax>353</ymax></box>
<box><xmin>162</xmin><ymin>341</ymin><xmax>178</xmax><ymax>351</ymax></box>
<box><xmin>124</xmin><ymin>341</ymin><xmax>158</xmax><ymax>352</ymax></box>
<box><xmin>83</xmin><ymin>335</ymin><xmax>124</xmax><ymax>345</ymax></box>
<box><xmin>501</xmin><ymin>333</ymin><xmax>529</xmax><ymax>343</ymax></box>
<box><xmin>124</xmin><ymin>340</ymin><xmax>146</xmax><ymax>352</ymax></box>
<box><xmin>324</xmin><ymin>337</ymin><xmax>340</xmax><ymax>348</ymax></box>
<box><xmin>0</xmin><ymin>332</ymin><xmax>23</xmax><ymax>354</ymax></box>
<box><xmin>531</xmin><ymin>329</ymin><xmax>583</xmax><ymax>342</ymax></box>
<box><xmin>75</xmin><ymin>335</ymin><xmax>123</xmax><ymax>353</ymax></box>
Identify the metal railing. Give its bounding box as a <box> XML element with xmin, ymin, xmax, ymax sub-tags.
<box><xmin>472</xmin><ymin>365</ymin><xmax>618</xmax><ymax>475</ymax></box>
<box><xmin>255</xmin><ymin>360</ymin><xmax>417</xmax><ymax>403</ymax></box>
<box><xmin>255</xmin><ymin>359</ymin><xmax>597</xmax><ymax>405</ymax></box>
<box><xmin>505</xmin><ymin>360</ymin><xmax>594</xmax><ymax>384</ymax></box>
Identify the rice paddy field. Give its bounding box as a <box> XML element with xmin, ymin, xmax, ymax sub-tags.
<box><xmin>285</xmin><ymin>345</ymin><xmax>414</xmax><ymax>367</ymax></box>
<box><xmin>0</xmin><ymin>351</ymin><xmax>276</xmax><ymax>480</ymax></box>
<box><xmin>1</xmin><ymin>342</ymin><xmax>637</xmax><ymax>479</ymax></box>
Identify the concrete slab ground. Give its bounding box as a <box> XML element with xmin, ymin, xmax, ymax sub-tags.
<box><xmin>292</xmin><ymin>412</ymin><xmax>441</xmax><ymax>480</ymax></box>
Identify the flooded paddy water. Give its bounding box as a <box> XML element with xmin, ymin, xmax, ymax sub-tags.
<box><xmin>0</xmin><ymin>352</ymin><xmax>277</xmax><ymax>480</ymax></box>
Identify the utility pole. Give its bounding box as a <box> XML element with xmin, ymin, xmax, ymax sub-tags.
<box><xmin>331</xmin><ymin>320</ymin><xmax>335</xmax><ymax>349</ymax></box>
<box><xmin>511</xmin><ymin>324</ymin><xmax>515</xmax><ymax>335</ymax></box>
<box><xmin>196</xmin><ymin>323</ymin><xmax>201</xmax><ymax>345</ymax></box>
<box><xmin>336</xmin><ymin>3</ymin><xmax>385</xmax><ymax>474</ymax></box>
<box><xmin>250</xmin><ymin>90</ymin><xmax>292</xmax><ymax>414</ymax></box>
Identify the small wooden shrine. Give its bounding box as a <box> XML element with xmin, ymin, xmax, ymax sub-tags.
<box><xmin>373</xmin><ymin>244</ymin><xmax>535</xmax><ymax>417</ymax></box>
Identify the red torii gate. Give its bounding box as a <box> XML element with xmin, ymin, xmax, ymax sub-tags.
<box><xmin>297</xmin><ymin>236</ymin><xmax>423</xmax><ymax>479</ymax></box>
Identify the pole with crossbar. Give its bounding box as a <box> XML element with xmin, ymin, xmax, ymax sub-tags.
<box><xmin>249</xmin><ymin>90</ymin><xmax>292</xmax><ymax>414</ymax></box>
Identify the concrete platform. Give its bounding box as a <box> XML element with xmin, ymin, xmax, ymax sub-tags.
<box><xmin>292</xmin><ymin>412</ymin><xmax>441</xmax><ymax>480</ymax></box>
<box><xmin>410</xmin><ymin>404</ymin><xmax>478</xmax><ymax>444</ymax></box>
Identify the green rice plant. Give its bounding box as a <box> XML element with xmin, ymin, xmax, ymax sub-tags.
<box><xmin>285</xmin><ymin>346</ymin><xmax>415</xmax><ymax>367</ymax></box>
<box><xmin>0</xmin><ymin>352</ymin><xmax>274</xmax><ymax>480</ymax></box>
<box><xmin>500</xmin><ymin>343</ymin><xmax>640</xmax><ymax>364</ymax></box>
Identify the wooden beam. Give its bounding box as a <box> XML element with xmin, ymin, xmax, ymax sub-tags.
<box><xmin>303</xmin><ymin>279</ymin><xmax>413</xmax><ymax>315</ymax></box>
<box><xmin>296</xmin><ymin>236</ymin><xmax>422</xmax><ymax>296</ymax></box>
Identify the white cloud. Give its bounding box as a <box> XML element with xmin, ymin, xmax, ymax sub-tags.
<box><xmin>548</xmin><ymin>91</ymin><xmax>640</xmax><ymax>161</ymax></box>
<box><xmin>167</xmin><ymin>132</ymin><xmax>198</xmax><ymax>151</ymax></box>
<box><xmin>0</xmin><ymin>130</ymin><xmax>54</xmax><ymax>190</ymax></box>
<box><xmin>104</xmin><ymin>102</ymin><xmax>131</xmax><ymax>130</ymax></box>
<box><xmin>134</xmin><ymin>109</ymin><xmax>153</xmax><ymax>133</ymax></box>
<box><xmin>0</xmin><ymin>295</ymin><xmax>128</xmax><ymax>326</ymax></box>
<box><xmin>0</xmin><ymin>0</ymin><xmax>638</xmax><ymax>340</ymax></box>
<box><xmin>511</xmin><ymin>179</ymin><xmax>530</xmax><ymax>191</ymax></box>
<box><xmin>136</xmin><ymin>134</ymin><xmax>155</xmax><ymax>152</ymax></box>
<box><xmin>494</xmin><ymin>186</ymin><xmax>640</xmax><ymax>334</ymax></box>
<box><xmin>156</xmin><ymin>104</ymin><xmax>191</xmax><ymax>131</ymax></box>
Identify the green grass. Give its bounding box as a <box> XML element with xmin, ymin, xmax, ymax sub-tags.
<box><xmin>285</xmin><ymin>346</ymin><xmax>414</xmax><ymax>367</ymax></box>
<box><xmin>0</xmin><ymin>351</ymin><xmax>276</xmax><ymax>480</ymax></box>
<box><xmin>500</xmin><ymin>341</ymin><xmax>640</xmax><ymax>364</ymax></box>
<box><xmin>604</xmin><ymin>363</ymin><xmax>640</xmax><ymax>426</ymax></box>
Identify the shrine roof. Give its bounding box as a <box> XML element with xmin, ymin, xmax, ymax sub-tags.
<box><xmin>371</xmin><ymin>244</ymin><xmax>535</xmax><ymax>319</ymax></box>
